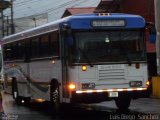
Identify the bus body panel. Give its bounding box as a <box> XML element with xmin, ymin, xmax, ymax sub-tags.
<box><xmin>68</xmin><ymin>63</ymin><xmax>148</xmax><ymax>91</ymax></box>
<box><xmin>4</xmin><ymin>59</ymin><xmax>62</xmax><ymax>101</ymax></box>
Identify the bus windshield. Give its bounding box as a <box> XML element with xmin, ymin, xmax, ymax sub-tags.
<box><xmin>71</xmin><ymin>30</ymin><xmax>146</xmax><ymax>64</ymax></box>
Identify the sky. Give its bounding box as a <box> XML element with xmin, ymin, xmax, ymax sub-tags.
<box><xmin>4</xmin><ymin>0</ymin><xmax>101</xmax><ymax>22</ymax></box>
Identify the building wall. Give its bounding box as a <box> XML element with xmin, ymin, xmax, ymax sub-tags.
<box><xmin>120</xmin><ymin>0</ymin><xmax>155</xmax><ymax>23</ymax></box>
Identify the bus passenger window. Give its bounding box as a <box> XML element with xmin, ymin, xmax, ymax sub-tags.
<box><xmin>50</xmin><ymin>31</ymin><xmax>60</xmax><ymax>56</ymax></box>
<box><xmin>40</xmin><ymin>34</ymin><xmax>50</xmax><ymax>57</ymax></box>
<box><xmin>4</xmin><ymin>42</ymin><xmax>17</xmax><ymax>60</ymax></box>
<box><xmin>17</xmin><ymin>41</ymin><xmax>25</xmax><ymax>59</ymax></box>
<box><xmin>31</xmin><ymin>37</ymin><xmax>40</xmax><ymax>58</ymax></box>
<box><xmin>4</xmin><ymin>44</ymin><xmax>12</xmax><ymax>61</ymax></box>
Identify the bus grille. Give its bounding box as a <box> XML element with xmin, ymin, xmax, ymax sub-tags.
<box><xmin>98</xmin><ymin>69</ymin><xmax>125</xmax><ymax>81</ymax></box>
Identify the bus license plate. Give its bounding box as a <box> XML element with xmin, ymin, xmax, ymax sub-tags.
<box><xmin>109</xmin><ymin>92</ymin><xmax>118</xmax><ymax>97</ymax></box>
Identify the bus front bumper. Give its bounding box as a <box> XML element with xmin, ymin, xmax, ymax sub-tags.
<box><xmin>71</xmin><ymin>88</ymin><xmax>150</xmax><ymax>103</ymax></box>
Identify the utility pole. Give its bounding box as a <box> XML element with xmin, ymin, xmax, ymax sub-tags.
<box><xmin>155</xmin><ymin>0</ymin><xmax>160</xmax><ymax>75</ymax></box>
<box><xmin>10</xmin><ymin>0</ymin><xmax>15</xmax><ymax>34</ymax></box>
<box><xmin>6</xmin><ymin>16</ymin><xmax>9</xmax><ymax>36</ymax></box>
<box><xmin>32</xmin><ymin>17</ymin><xmax>37</xmax><ymax>27</ymax></box>
<box><xmin>1</xmin><ymin>9</ymin><xmax>4</xmax><ymax>37</ymax></box>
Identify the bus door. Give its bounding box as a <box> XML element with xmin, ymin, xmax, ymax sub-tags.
<box><xmin>61</xmin><ymin>31</ymin><xmax>70</xmax><ymax>102</ymax></box>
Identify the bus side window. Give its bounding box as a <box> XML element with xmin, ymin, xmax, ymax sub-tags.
<box><xmin>4</xmin><ymin>42</ymin><xmax>16</xmax><ymax>60</ymax></box>
<box><xmin>31</xmin><ymin>37</ymin><xmax>40</xmax><ymax>58</ymax></box>
<box><xmin>17</xmin><ymin>41</ymin><xmax>25</xmax><ymax>60</ymax></box>
<box><xmin>40</xmin><ymin>34</ymin><xmax>50</xmax><ymax>57</ymax></box>
<box><xmin>4</xmin><ymin>44</ymin><xmax>11</xmax><ymax>61</ymax></box>
<box><xmin>49</xmin><ymin>31</ymin><xmax>60</xmax><ymax>56</ymax></box>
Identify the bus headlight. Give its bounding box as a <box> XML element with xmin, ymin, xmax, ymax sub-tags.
<box><xmin>129</xmin><ymin>81</ymin><xmax>142</xmax><ymax>87</ymax></box>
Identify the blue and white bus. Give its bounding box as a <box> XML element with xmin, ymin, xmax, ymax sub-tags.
<box><xmin>2</xmin><ymin>13</ymin><xmax>156</xmax><ymax>111</ymax></box>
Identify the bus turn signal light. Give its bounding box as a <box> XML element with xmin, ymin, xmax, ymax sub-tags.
<box><xmin>82</xmin><ymin>65</ymin><xmax>87</xmax><ymax>71</ymax></box>
<box><xmin>146</xmin><ymin>80</ymin><xmax>150</xmax><ymax>87</ymax></box>
<box><xmin>68</xmin><ymin>83</ymin><xmax>76</xmax><ymax>90</ymax></box>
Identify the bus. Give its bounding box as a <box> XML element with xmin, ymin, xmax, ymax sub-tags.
<box><xmin>2</xmin><ymin>13</ymin><xmax>156</xmax><ymax>111</ymax></box>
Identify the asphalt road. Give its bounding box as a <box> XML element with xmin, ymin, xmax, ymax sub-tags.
<box><xmin>1</xmin><ymin>91</ymin><xmax>160</xmax><ymax>120</ymax></box>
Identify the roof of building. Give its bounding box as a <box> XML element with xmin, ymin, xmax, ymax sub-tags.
<box><xmin>61</xmin><ymin>7</ymin><xmax>96</xmax><ymax>18</ymax></box>
<box><xmin>0</xmin><ymin>1</ymin><xmax>10</xmax><ymax>12</ymax></box>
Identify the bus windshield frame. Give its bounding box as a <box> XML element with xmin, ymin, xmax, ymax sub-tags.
<box><xmin>69</xmin><ymin>29</ymin><xmax>146</xmax><ymax>64</ymax></box>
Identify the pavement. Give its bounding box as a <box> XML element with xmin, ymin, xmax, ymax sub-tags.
<box><xmin>0</xmin><ymin>84</ymin><xmax>3</xmax><ymax>112</ymax></box>
<box><xmin>0</xmin><ymin>95</ymin><xmax>2</xmax><ymax>113</ymax></box>
<box><xmin>0</xmin><ymin>87</ymin><xmax>160</xmax><ymax>117</ymax></box>
<box><xmin>95</xmin><ymin>97</ymin><xmax>160</xmax><ymax>115</ymax></box>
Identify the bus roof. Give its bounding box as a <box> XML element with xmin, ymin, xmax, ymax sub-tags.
<box><xmin>3</xmin><ymin>13</ymin><xmax>145</xmax><ymax>44</ymax></box>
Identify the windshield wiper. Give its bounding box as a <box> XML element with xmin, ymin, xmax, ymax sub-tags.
<box><xmin>78</xmin><ymin>47</ymin><xmax>93</xmax><ymax>67</ymax></box>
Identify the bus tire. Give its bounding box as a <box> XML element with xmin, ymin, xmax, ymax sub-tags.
<box><xmin>50</xmin><ymin>80</ymin><xmax>60</xmax><ymax>115</ymax></box>
<box><xmin>11</xmin><ymin>78</ymin><xmax>21</xmax><ymax>105</ymax></box>
<box><xmin>115</xmin><ymin>97</ymin><xmax>131</xmax><ymax>111</ymax></box>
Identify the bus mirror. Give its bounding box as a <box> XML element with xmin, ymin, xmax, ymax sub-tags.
<box><xmin>149</xmin><ymin>34</ymin><xmax>156</xmax><ymax>43</ymax></box>
<box><xmin>66</xmin><ymin>36</ymin><xmax>74</xmax><ymax>46</ymax></box>
<box><xmin>146</xmin><ymin>22</ymin><xmax>156</xmax><ymax>43</ymax></box>
<box><xmin>149</xmin><ymin>27</ymin><xmax>156</xmax><ymax>43</ymax></box>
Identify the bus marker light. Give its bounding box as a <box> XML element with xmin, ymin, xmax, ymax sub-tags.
<box><xmin>35</xmin><ymin>99</ymin><xmax>45</xmax><ymax>103</ymax></box>
<box><xmin>107</xmin><ymin>13</ymin><xmax>110</xmax><ymax>16</ymax></box>
<box><xmin>21</xmin><ymin>100</ymin><xmax>25</xmax><ymax>103</ymax></box>
<box><xmin>82</xmin><ymin>65</ymin><xmax>87</xmax><ymax>71</ymax></box>
<box><xmin>68</xmin><ymin>83</ymin><xmax>76</xmax><ymax>90</ymax></box>
<box><xmin>51</xmin><ymin>60</ymin><xmax>56</xmax><ymax>64</ymax></box>
<box><xmin>135</xmin><ymin>63</ymin><xmax>140</xmax><ymax>69</ymax></box>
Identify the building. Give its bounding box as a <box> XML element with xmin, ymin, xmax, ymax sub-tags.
<box><xmin>0</xmin><ymin>0</ymin><xmax>10</xmax><ymax>38</ymax></box>
<box><xmin>62</xmin><ymin>7</ymin><xmax>96</xmax><ymax>18</ymax></box>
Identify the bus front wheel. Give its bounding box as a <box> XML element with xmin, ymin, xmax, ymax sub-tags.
<box><xmin>115</xmin><ymin>97</ymin><xmax>131</xmax><ymax>111</ymax></box>
<box><xmin>50</xmin><ymin>80</ymin><xmax>60</xmax><ymax>114</ymax></box>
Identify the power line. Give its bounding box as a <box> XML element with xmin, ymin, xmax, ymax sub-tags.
<box><xmin>9</xmin><ymin>0</ymin><xmax>81</xmax><ymax>18</ymax></box>
<box><xmin>4</xmin><ymin>0</ymin><xmax>100</xmax><ymax>21</ymax></box>
<box><xmin>14</xmin><ymin>0</ymin><xmax>43</xmax><ymax>7</ymax></box>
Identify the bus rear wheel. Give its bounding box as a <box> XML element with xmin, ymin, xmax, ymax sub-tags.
<box><xmin>12</xmin><ymin>78</ymin><xmax>30</xmax><ymax>105</ymax></box>
<box><xmin>115</xmin><ymin>97</ymin><xmax>131</xmax><ymax>111</ymax></box>
<box><xmin>12</xmin><ymin>78</ymin><xmax>21</xmax><ymax>105</ymax></box>
<box><xmin>50</xmin><ymin>80</ymin><xmax>60</xmax><ymax>114</ymax></box>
